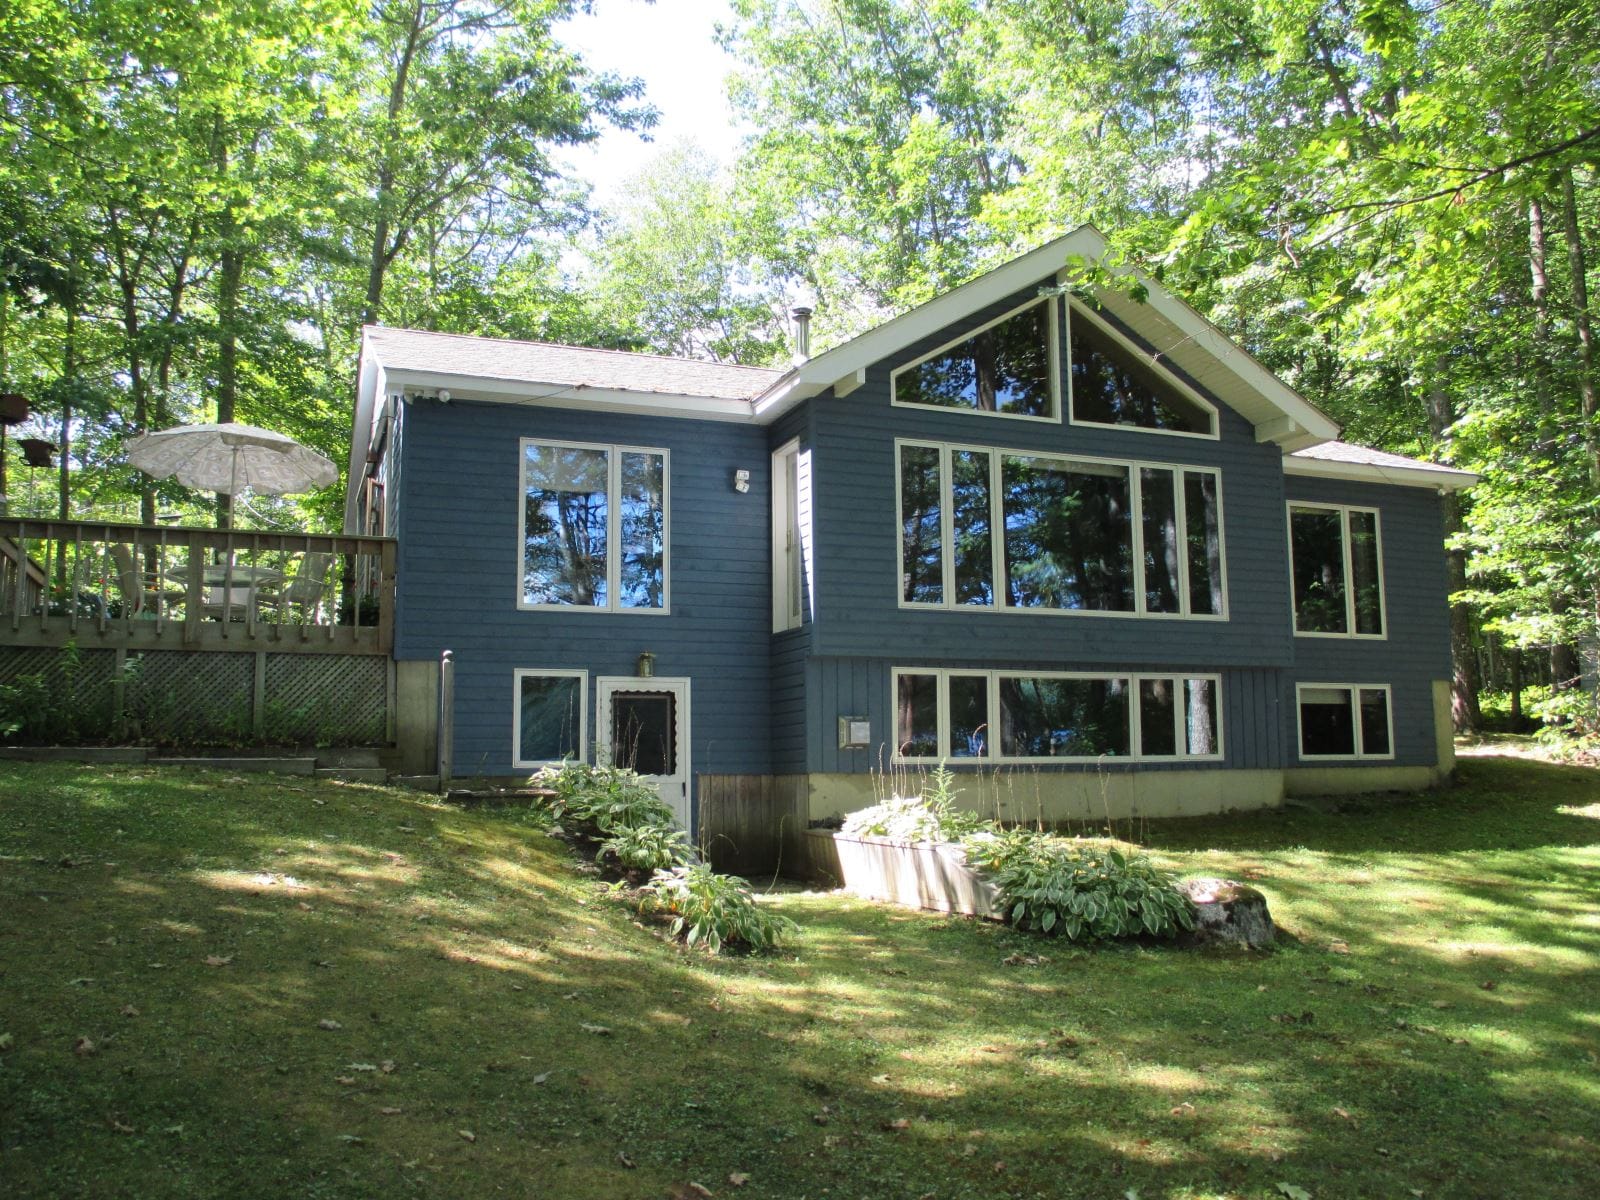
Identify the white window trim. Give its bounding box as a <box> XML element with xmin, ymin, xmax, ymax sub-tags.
<box><xmin>889</xmin><ymin>295</ymin><xmax>1061</xmax><ymax>423</ymax></box>
<box><xmin>511</xmin><ymin>668</ymin><xmax>589</xmax><ymax>769</ymax></box>
<box><xmin>1295</xmin><ymin>682</ymin><xmax>1395</xmax><ymax>761</ymax></box>
<box><xmin>894</xmin><ymin>437</ymin><xmax>1230</xmax><ymax>620</ymax></box>
<box><xmin>890</xmin><ymin>666</ymin><xmax>1225</xmax><ymax>765</ymax></box>
<box><xmin>1064</xmin><ymin>298</ymin><xmax>1220</xmax><ymax>441</ymax></box>
<box><xmin>771</xmin><ymin>438</ymin><xmax>810</xmax><ymax>632</ymax></box>
<box><xmin>517</xmin><ymin>437</ymin><xmax>671</xmax><ymax>615</ymax></box>
<box><xmin>1287</xmin><ymin>501</ymin><xmax>1385</xmax><ymax>640</ymax></box>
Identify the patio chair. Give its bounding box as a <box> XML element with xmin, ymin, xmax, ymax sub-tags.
<box><xmin>109</xmin><ymin>543</ymin><xmax>184</xmax><ymax>618</ymax></box>
<box><xmin>258</xmin><ymin>551</ymin><xmax>334</xmax><ymax>624</ymax></box>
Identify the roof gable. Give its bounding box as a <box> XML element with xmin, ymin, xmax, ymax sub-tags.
<box><xmin>755</xmin><ymin>225</ymin><xmax>1341</xmax><ymax>451</ymax></box>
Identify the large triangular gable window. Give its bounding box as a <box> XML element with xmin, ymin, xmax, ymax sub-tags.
<box><xmin>1067</xmin><ymin>303</ymin><xmax>1217</xmax><ymax>438</ymax></box>
<box><xmin>891</xmin><ymin>298</ymin><xmax>1058</xmax><ymax>420</ymax></box>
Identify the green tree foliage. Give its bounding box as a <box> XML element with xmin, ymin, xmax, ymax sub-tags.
<box><xmin>584</xmin><ymin>142</ymin><xmax>790</xmax><ymax>364</ymax></box>
<box><xmin>0</xmin><ymin>0</ymin><xmax>648</xmax><ymax>531</ymax></box>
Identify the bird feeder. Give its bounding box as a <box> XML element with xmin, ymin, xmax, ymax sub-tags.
<box><xmin>19</xmin><ymin>437</ymin><xmax>56</xmax><ymax>468</ymax></box>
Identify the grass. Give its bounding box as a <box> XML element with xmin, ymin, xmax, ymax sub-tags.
<box><xmin>1</xmin><ymin>754</ymin><xmax>1597</xmax><ymax>1200</ymax></box>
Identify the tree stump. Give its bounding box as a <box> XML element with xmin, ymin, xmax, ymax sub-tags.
<box><xmin>1179</xmin><ymin>877</ymin><xmax>1275</xmax><ymax>949</ymax></box>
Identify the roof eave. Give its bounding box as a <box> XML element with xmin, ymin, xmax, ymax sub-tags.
<box><xmin>1284</xmin><ymin>454</ymin><xmax>1478</xmax><ymax>492</ymax></box>
<box><xmin>378</xmin><ymin>365</ymin><xmax>760</xmax><ymax>421</ymax></box>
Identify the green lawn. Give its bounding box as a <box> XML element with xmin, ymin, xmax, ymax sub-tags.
<box><xmin>1</xmin><ymin>755</ymin><xmax>1596</xmax><ymax>1200</ymax></box>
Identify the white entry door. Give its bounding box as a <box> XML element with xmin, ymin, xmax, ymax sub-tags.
<box><xmin>596</xmin><ymin>677</ymin><xmax>691</xmax><ymax>829</ymax></box>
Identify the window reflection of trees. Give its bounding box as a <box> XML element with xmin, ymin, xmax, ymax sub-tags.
<box><xmin>1002</xmin><ymin>456</ymin><xmax>1134</xmax><ymax>611</ymax></box>
<box><xmin>999</xmin><ymin>675</ymin><xmax>1130</xmax><ymax>757</ymax></box>
<box><xmin>900</xmin><ymin>446</ymin><xmax>943</xmax><ymax>603</ymax></box>
<box><xmin>523</xmin><ymin>443</ymin><xmax>666</xmax><ymax>610</ymax></box>
<box><xmin>896</xmin><ymin>304</ymin><xmax>1052</xmax><ymax>417</ymax></box>
<box><xmin>524</xmin><ymin>445</ymin><xmax>608</xmax><ymax>606</ymax></box>
<box><xmin>1070</xmin><ymin>316</ymin><xmax>1214</xmax><ymax>435</ymax></box>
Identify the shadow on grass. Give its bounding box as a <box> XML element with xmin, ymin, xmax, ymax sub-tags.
<box><xmin>1</xmin><ymin>758</ymin><xmax>1597</xmax><ymax>1199</ymax></box>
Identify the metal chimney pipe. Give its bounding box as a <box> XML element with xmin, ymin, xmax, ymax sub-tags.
<box><xmin>791</xmin><ymin>306</ymin><xmax>813</xmax><ymax>361</ymax></box>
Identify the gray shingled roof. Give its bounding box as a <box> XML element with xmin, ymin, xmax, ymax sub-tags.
<box><xmin>364</xmin><ymin>326</ymin><xmax>785</xmax><ymax>402</ymax></box>
<box><xmin>1289</xmin><ymin>440</ymin><xmax>1471</xmax><ymax>476</ymax></box>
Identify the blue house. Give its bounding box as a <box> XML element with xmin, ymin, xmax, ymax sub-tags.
<box><xmin>344</xmin><ymin>227</ymin><xmax>1473</xmax><ymax>855</ymax></box>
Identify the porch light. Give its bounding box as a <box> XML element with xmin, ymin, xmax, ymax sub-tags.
<box><xmin>636</xmin><ymin>651</ymin><xmax>655</xmax><ymax>678</ymax></box>
<box><xmin>732</xmin><ymin>468</ymin><xmax>750</xmax><ymax>493</ymax></box>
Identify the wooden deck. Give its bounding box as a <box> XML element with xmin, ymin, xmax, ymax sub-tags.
<box><xmin>0</xmin><ymin>519</ymin><xmax>395</xmax><ymax>656</ymax></box>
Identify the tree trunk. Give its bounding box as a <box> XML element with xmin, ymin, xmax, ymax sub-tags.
<box><xmin>216</xmin><ymin>242</ymin><xmax>245</xmax><ymax>528</ymax></box>
<box><xmin>1425</xmin><ymin>378</ymin><xmax>1481</xmax><ymax>731</ymax></box>
<box><xmin>362</xmin><ymin>0</ymin><xmax>425</xmax><ymax>327</ymax></box>
<box><xmin>1559</xmin><ymin>168</ymin><xmax>1599</xmax><ymax>486</ymax></box>
<box><xmin>1558</xmin><ymin>168</ymin><xmax>1599</xmax><ymax>712</ymax></box>
<box><xmin>58</xmin><ymin>307</ymin><xmax>73</xmax><ymax>522</ymax></box>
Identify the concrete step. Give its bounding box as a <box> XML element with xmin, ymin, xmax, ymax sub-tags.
<box><xmin>149</xmin><ymin>756</ymin><xmax>317</xmax><ymax>776</ymax></box>
<box><xmin>314</xmin><ymin>747</ymin><xmax>386</xmax><ymax>769</ymax></box>
<box><xmin>0</xmin><ymin>747</ymin><xmax>149</xmax><ymax>764</ymax></box>
<box><xmin>314</xmin><ymin>767</ymin><xmax>389</xmax><ymax>784</ymax></box>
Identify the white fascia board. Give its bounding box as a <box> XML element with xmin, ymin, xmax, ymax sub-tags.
<box><xmin>752</xmin><ymin>225</ymin><xmax>1342</xmax><ymax>447</ymax></box>
<box><xmin>344</xmin><ymin>348</ymin><xmax>382</xmax><ymax>533</ymax></box>
<box><xmin>754</xmin><ymin>228</ymin><xmax>1109</xmax><ymax>419</ymax></box>
<box><xmin>1284</xmin><ymin>454</ymin><xmax>1478</xmax><ymax>492</ymax></box>
<box><xmin>380</xmin><ymin>367</ymin><xmax>759</xmax><ymax>423</ymax></box>
<box><xmin>1090</xmin><ymin>260</ymin><xmax>1341</xmax><ymax>444</ymax></box>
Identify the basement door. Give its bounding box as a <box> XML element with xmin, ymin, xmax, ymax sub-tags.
<box><xmin>596</xmin><ymin>677</ymin><xmax>691</xmax><ymax>829</ymax></box>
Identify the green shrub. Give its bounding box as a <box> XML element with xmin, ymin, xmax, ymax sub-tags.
<box><xmin>638</xmin><ymin>864</ymin><xmax>798</xmax><ymax>953</ymax></box>
<box><xmin>842</xmin><ymin>764</ymin><xmax>991</xmax><ymax>843</ymax></box>
<box><xmin>962</xmin><ymin>830</ymin><xmax>1195</xmax><ymax>941</ymax></box>
<box><xmin>530</xmin><ymin>761</ymin><xmax>676</xmax><ymax>832</ymax></box>
<box><xmin>528</xmin><ymin>761</ymin><xmax>802</xmax><ymax>950</ymax></box>
<box><xmin>599</xmin><ymin>822</ymin><xmax>694</xmax><ymax>872</ymax></box>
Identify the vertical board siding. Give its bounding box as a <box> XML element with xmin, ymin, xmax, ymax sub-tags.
<box><xmin>1283</xmin><ymin>476</ymin><xmax>1452</xmax><ymax>767</ymax></box>
<box><xmin>807</xmin><ymin>658</ymin><xmax>1283</xmax><ymax>774</ymax></box>
<box><xmin>698</xmin><ymin>773</ymin><xmax>808</xmax><ymax>876</ymax></box>
<box><xmin>396</xmin><ymin>398</ymin><xmax>773</xmax><ymax>780</ymax></box>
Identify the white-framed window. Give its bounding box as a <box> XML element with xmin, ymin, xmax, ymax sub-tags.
<box><xmin>1288</xmin><ymin>502</ymin><xmax>1383</xmax><ymax>637</ymax></box>
<box><xmin>1295</xmin><ymin>683</ymin><xmax>1393</xmax><ymax>760</ymax></box>
<box><xmin>1065</xmin><ymin>300</ymin><xmax>1218</xmax><ymax>438</ymax></box>
<box><xmin>512</xmin><ymin>669</ymin><xmax>588</xmax><ymax>768</ymax></box>
<box><xmin>896</xmin><ymin>438</ymin><xmax>1227</xmax><ymax>618</ymax></box>
<box><xmin>771</xmin><ymin>438</ymin><xmax>811</xmax><ymax>632</ymax></box>
<box><xmin>893</xmin><ymin>667</ymin><xmax>1224</xmax><ymax>763</ymax></box>
<box><xmin>890</xmin><ymin>296</ymin><xmax>1060</xmax><ymax>422</ymax></box>
<box><xmin>519</xmin><ymin>438</ymin><xmax>669</xmax><ymax>613</ymax></box>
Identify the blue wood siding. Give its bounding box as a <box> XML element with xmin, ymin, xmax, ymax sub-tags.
<box><xmin>794</xmin><ymin>280</ymin><xmax>1302</xmax><ymax>774</ymax></box>
<box><xmin>1283</xmin><ymin>475</ymin><xmax>1452</xmax><ymax>767</ymax></box>
<box><xmin>806</xmin><ymin>282</ymin><xmax>1293</xmax><ymax>670</ymax></box>
<box><xmin>395</xmin><ymin>397</ymin><xmax>773</xmax><ymax>781</ymax></box>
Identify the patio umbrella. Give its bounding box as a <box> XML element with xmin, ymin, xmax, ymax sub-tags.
<box><xmin>126</xmin><ymin>422</ymin><xmax>338</xmax><ymax>506</ymax></box>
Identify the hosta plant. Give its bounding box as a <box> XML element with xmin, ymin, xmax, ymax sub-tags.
<box><xmin>639</xmin><ymin>864</ymin><xmax>798</xmax><ymax>953</ymax></box>
<box><xmin>962</xmin><ymin>830</ymin><xmax>1195</xmax><ymax>941</ymax></box>
<box><xmin>598</xmin><ymin>822</ymin><xmax>694</xmax><ymax>872</ymax></box>
<box><xmin>529</xmin><ymin>761</ymin><xmax>676</xmax><ymax>832</ymax></box>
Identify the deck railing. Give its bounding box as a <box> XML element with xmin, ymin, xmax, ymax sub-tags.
<box><xmin>0</xmin><ymin>519</ymin><xmax>395</xmax><ymax>655</ymax></box>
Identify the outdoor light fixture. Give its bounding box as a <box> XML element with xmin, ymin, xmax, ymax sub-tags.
<box><xmin>636</xmin><ymin>651</ymin><xmax>656</xmax><ymax>678</ymax></box>
<box><xmin>733</xmin><ymin>469</ymin><xmax>750</xmax><ymax>493</ymax></box>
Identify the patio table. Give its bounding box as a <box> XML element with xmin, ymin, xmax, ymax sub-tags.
<box><xmin>169</xmin><ymin>563</ymin><xmax>284</xmax><ymax>619</ymax></box>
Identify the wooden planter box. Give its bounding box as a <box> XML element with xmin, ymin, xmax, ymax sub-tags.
<box><xmin>805</xmin><ymin>829</ymin><xmax>999</xmax><ymax>919</ymax></box>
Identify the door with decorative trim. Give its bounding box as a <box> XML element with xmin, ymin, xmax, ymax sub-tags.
<box><xmin>596</xmin><ymin>677</ymin><xmax>691</xmax><ymax>829</ymax></box>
